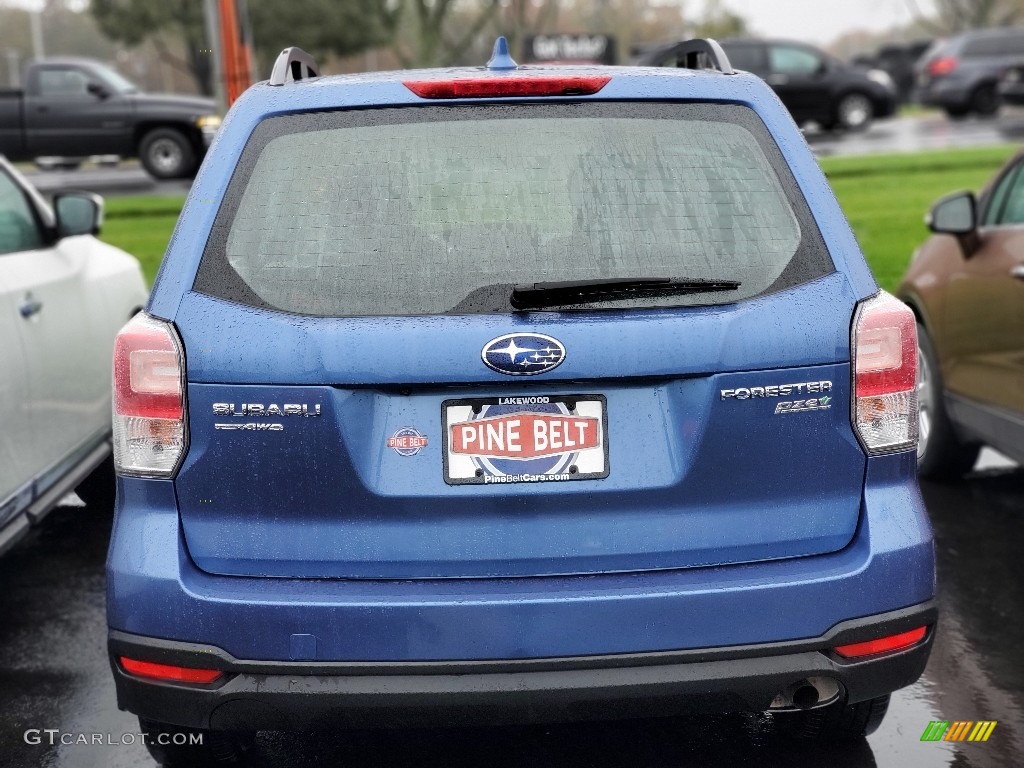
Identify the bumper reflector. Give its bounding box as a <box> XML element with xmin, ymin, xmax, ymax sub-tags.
<box><xmin>120</xmin><ymin>657</ymin><xmax>223</xmax><ymax>684</ymax></box>
<box><xmin>833</xmin><ymin>626</ymin><xmax>927</xmax><ymax>659</ymax></box>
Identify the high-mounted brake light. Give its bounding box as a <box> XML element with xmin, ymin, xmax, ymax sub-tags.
<box><xmin>403</xmin><ymin>75</ymin><xmax>612</xmax><ymax>100</ymax></box>
<box><xmin>852</xmin><ymin>291</ymin><xmax>918</xmax><ymax>454</ymax></box>
<box><xmin>928</xmin><ymin>56</ymin><xmax>958</xmax><ymax>77</ymax></box>
<box><xmin>113</xmin><ymin>313</ymin><xmax>187</xmax><ymax>477</ymax></box>
<box><xmin>120</xmin><ymin>657</ymin><xmax>222</xmax><ymax>684</ymax></box>
<box><xmin>834</xmin><ymin>626</ymin><xmax>927</xmax><ymax>659</ymax></box>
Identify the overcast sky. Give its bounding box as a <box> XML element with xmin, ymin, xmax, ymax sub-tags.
<box><xmin>716</xmin><ymin>0</ymin><xmax>937</xmax><ymax>43</ymax></box>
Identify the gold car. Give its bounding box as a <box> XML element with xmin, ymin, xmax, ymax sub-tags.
<box><xmin>898</xmin><ymin>152</ymin><xmax>1024</xmax><ymax>479</ymax></box>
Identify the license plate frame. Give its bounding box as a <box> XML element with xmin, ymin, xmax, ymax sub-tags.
<box><xmin>441</xmin><ymin>394</ymin><xmax>609</xmax><ymax>486</ymax></box>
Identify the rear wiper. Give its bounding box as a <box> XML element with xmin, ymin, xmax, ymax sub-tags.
<box><xmin>510</xmin><ymin>277</ymin><xmax>741</xmax><ymax>310</ymax></box>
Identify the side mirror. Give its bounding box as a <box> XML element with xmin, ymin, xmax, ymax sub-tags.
<box><xmin>86</xmin><ymin>81</ymin><xmax>110</xmax><ymax>99</ymax></box>
<box><xmin>926</xmin><ymin>191</ymin><xmax>976</xmax><ymax>235</ymax></box>
<box><xmin>54</xmin><ymin>192</ymin><xmax>103</xmax><ymax>238</ymax></box>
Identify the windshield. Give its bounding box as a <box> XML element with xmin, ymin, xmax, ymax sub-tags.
<box><xmin>195</xmin><ymin>103</ymin><xmax>832</xmax><ymax>316</ymax></box>
<box><xmin>95</xmin><ymin>64</ymin><xmax>139</xmax><ymax>94</ymax></box>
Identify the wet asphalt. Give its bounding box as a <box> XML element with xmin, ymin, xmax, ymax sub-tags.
<box><xmin>806</xmin><ymin>108</ymin><xmax>1024</xmax><ymax>157</ymax></box>
<box><xmin>0</xmin><ymin>456</ymin><xmax>1021</xmax><ymax>768</ymax></box>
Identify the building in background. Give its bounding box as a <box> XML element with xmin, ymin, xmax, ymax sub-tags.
<box><xmin>521</xmin><ymin>34</ymin><xmax>618</xmax><ymax>65</ymax></box>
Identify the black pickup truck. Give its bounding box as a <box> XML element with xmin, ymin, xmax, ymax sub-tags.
<box><xmin>0</xmin><ymin>58</ymin><xmax>220</xmax><ymax>179</ymax></box>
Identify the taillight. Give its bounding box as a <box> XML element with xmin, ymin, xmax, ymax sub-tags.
<box><xmin>928</xmin><ymin>56</ymin><xmax>958</xmax><ymax>77</ymax></box>
<box><xmin>852</xmin><ymin>291</ymin><xmax>918</xmax><ymax>454</ymax></box>
<box><xmin>403</xmin><ymin>75</ymin><xmax>612</xmax><ymax>99</ymax></box>
<box><xmin>113</xmin><ymin>313</ymin><xmax>187</xmax><ymax>477</ymax></box>
<box><xmin>120</xmin><ymin>657</ymin><xmax>222</xmax><ymax>684</ymax></box>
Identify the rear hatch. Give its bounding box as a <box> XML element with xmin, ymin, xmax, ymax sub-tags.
<box><xmin>173</xmin><ymin>98</ymin><xmax>864</xmax><ymax>579</ymax></box>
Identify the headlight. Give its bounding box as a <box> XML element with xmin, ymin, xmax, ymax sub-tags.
<box><xmin>867</xmin><ymin>69</ymin><xmax>896</xmax><ymax>92</ymax></box>
<box><xmin>195</xmin><ymin>115</ymin><xmax>222</xmax><ymax>130</ymax></box>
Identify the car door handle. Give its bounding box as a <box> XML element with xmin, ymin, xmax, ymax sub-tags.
<box><xmin>1012</xmin><ymin>264</ymin><xmax>1024</xmax><ymax>281</ymax></box>
<box><xmin>19</xmin><ymin>295</ymin><xmax>43</xmax><ymax>319</ymax></box>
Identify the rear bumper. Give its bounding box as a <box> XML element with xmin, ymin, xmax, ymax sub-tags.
<box><xmin>106</xmin><ymin>452</ymin><xmax>935</xmax><ymax>663</ymax></box>
<box><xmin>200</xmin><ymin>128</ymin><xmax>217</xmax><ymax>148</ymax></box>
<box><xmin>870</xmin><ymin>92</ymin><xmax>898</xmax><ymax>118</ymax></box>
<box><xmin>998</xmin><ymin>81</ymin><xmax>1024</xmax><ymax>106</ymax></box>
<box><xmin>918</xmin><ymin>78</ymin><xmax>972</xmax><ymax>108</ymax></box>
<box><xmin>110</xmin><ymin>601</ymin><xmax>935</xmax><ymax>729</ymax></box>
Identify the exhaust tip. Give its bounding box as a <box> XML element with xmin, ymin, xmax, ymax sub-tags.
<box><xmin>792</xmin><ymin>684</ymin><xmax>820</xmax><ymax>710</ymax></box>
<box><xmin>768</xmin><ymin>677</ymin><xmax>840</xmax><ymax>710</ymax></box>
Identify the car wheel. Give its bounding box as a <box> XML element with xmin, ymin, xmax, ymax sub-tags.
<box><xmin>836</xmin><ymin>93</ymin><xmax>874</xmax><ymax>132</ymax></box>
<box><xmin>139</xmin><ymin>127</ymin><xmax>197</xmax><ymax>180</ymax></box>
<box><xmin>779</xmin><ymin>694</ymin><xmax>891</xmax><ymax>740</ymax></box>
<box><xmin>969</xmin><ymin>83</ymin><xmax>1000</xmax><ymax>117</ymax></box>
<box><xmin>944</xmin><ymin>105</ymin><xmax>970</xmax><ymax>120</ymax></box>
<box><xmin>916</xmin><ymin>322</ymin><xmax>979</xmax><ymax>480</ymax></box>
<box><xmin>74</xmin><ymin>455</ymin><xmax>116</xmax><ymax>510</ymax></box>
<box><xmin>138</xmin><ymin>718</ymin><xmax>254</xmax><ymax>767</ymax></box>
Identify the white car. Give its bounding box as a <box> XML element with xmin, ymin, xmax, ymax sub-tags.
<box><xmin>0</xmin><ymin>156</ymin><xmax>147</xmax><ymax>555</ymax></box>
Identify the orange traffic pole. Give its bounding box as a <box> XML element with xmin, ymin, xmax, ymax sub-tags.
<box><xmin>218</xmin><ymin>0</ymin><xmax>253</xmax><ymax>105</ymax></box>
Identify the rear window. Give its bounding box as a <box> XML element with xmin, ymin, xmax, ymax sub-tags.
<box><xmin>195</xmin><ymin>102</ymin><xmax>833</xmax><ymax>316</ymax></box>
<box><xmin>962</xmin><ymin>32</ymin><xmax>1024</xmax><ymax>58</ymax></box>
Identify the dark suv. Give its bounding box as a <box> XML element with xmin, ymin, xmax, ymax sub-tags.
<box><xmin>636</xmin><ymin>38</ymin><xmax>898</xmax><ymax>131</ymax></box>
<box><xmin>854</xmin><ymin>40</ymin><xmax>934</xmax><ymax>104</ymax></box>
<box><xmin>917</xmin><ymin>27</ymin><xmax>1024</xmax><ymax>118</ymax></box>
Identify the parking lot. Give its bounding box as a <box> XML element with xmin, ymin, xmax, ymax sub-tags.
<box><xmin>809</xmin><ymin>109</ymin><xmax>1024</xmax><ymax>156</ymax></box>
<box><xmin>19</xmin><ymin>109</ymin><xmax>1024</xmax><ymax>198</ymax></box>
<box><xmin>0</xmin><ymin>450</ymin><xmax>1019</xmax><ymax>768</ymax></box>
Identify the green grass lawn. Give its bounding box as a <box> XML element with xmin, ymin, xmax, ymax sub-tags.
<box><xmin>819</xmin><ymin>145</ymin><xmax>1017</xmax><ymax>291</ymax></box>
<box><xmin>896</xmin><ymin>104</ymin><xmax>942</xmax><ymax>119</ymax></box>
<box><xmin>101</xmin><ymin>196</ymin><xmax>185</xmax><ymax>286</ymax></box>
<box><xmin>99</xmin><ymin>144</ymin><xmax>1020</xmax><ymax>291</ymax></box>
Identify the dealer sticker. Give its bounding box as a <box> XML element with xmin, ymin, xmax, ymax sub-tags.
<box><xmin>387</xmin><ymin>427</ymin><xmax>429</xmax><ymax>456</ymax></box>
<box><xmin>441</xmin><ymin>394</ymin><xmax>608</xmax><ymax>485</ymax></box>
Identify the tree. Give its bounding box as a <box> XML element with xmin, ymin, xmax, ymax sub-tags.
<box><xmin>90</xmin><ymin>0</ymin><xmax>212</xmax><ymax>93</ymax></box>
<box><xmin>378</xmin><ymin>0</ymin><xmax>503</xmax><ymax>68</ymax></box>
<box><xmin>693</xmin><ymin>0</ymin><xmax>748</xmax><ymax>39</ymax></box>
<box><xmin>496</xmin><ymin>0</ymin><xmax>563</xmax><ymax>61</ymax></box>
<box><xmin>1</xmin><ymin>1</ymin><xmax>119</xmax><ymax>86</ymax></box>
<box><xmin>247</xmin><ymin>0</ymin><xmax>390</xmax><ymax>72</ymax></box>
<box><xmin>904</xmin><ymin>0</ymin><xmax>1024</xmax><ymax>32</ymax></box>
<box><xmin>89</xmin><ymin>0</ymin><xmax>388</xmax><ymax>94</ymax></box>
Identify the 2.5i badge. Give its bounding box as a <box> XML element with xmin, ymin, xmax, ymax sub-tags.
<box><xmin>442</xmin><ymin>395</ymin><xmax>609</xmax><ymax>485</ymax></box>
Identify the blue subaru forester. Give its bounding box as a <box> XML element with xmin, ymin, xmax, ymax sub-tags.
<box><xmin>107</xmin><ymin>39</ymin><xmax>935</xmax><ymax>764</ymax></box>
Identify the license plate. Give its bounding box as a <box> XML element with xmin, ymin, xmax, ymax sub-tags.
<box><xmin>442</xmin><ymin>394</ymin><xmax>609</xmax><ymax>485</ymax></box>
